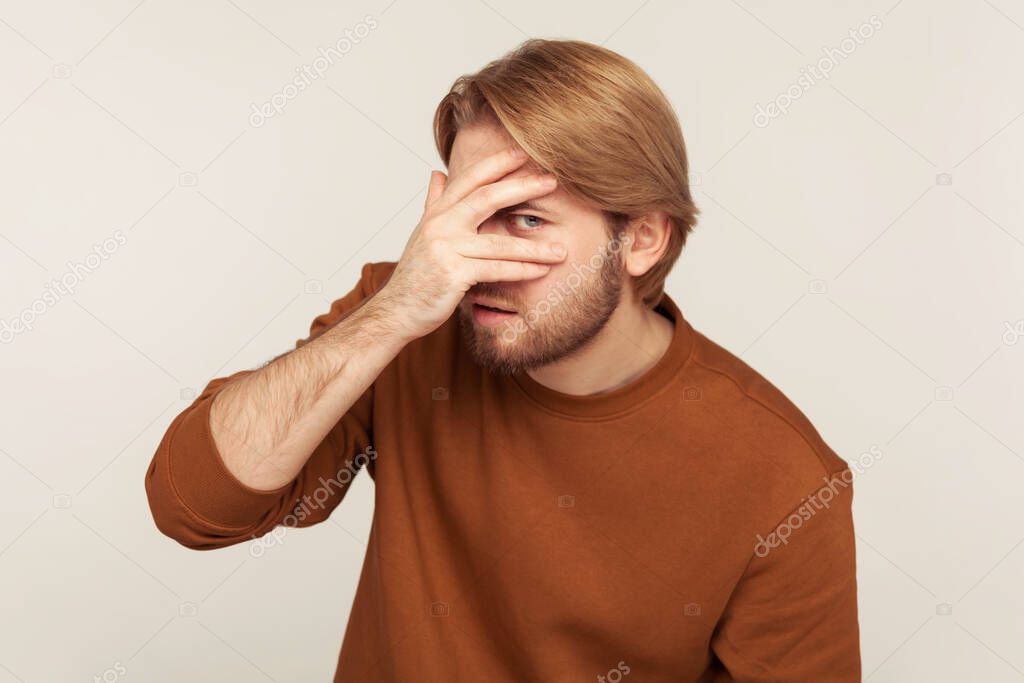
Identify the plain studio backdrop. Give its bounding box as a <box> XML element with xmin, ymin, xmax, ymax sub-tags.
<box><xmin>2</xmin><ymin>1</ymin><xmax>1022</xmax><ymax>681</ymax></box>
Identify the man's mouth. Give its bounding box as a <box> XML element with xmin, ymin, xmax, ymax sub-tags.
<box><xmin>475</xmin><ymin>302</ymin><xmax>514</xmax><ymax>313</ymax></box>
<box><xmin>469</xmin><ymin>297</ymin><xmax>518</xmax><ymax>327</ymax></box>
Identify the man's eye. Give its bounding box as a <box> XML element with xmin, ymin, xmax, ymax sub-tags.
<box><xmin>507</xmin><ymin>214</ymin><xmax>545</xmax><ymax>231</ymax></box>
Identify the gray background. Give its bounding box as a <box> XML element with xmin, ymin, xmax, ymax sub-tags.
<box><xmin>1</xmin><ymin>0</ymin><xmax>1022</xmax><ymax>681</ymax></box>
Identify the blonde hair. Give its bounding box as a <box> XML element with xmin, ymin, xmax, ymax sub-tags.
<box><xmin>433</xmin><ymin>38</ymin><xmax>699</xmax><ymax>308</ymax></box>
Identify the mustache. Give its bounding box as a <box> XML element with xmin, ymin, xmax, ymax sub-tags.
<box><xmin>467</xmin><ymin>283</ymin><xmax>519</xmax><ymax>308</ymax></box>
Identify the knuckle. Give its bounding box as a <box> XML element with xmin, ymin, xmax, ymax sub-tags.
<box><xmin>489</xmin><ymin>235</ymin><xmax>509</xmax><ymax>255</ymax></box>
<box><xmin>520</xmin><ymin>175</ymin><xmax>541</xmax><ymax>192</ymax></box>
<box><xmin>477</xmin><ymin>185</ymin><xmax>497</xmax><ymax>207</ymax></box>
<box><xmin>425</xmin><ymin>238</ymin><xmax>447</xmax><ymax>262</ymax></box>
<box><xmin>460</xmin><ymin>196</ymin><xmax>482</xmax><ymax>219</ymax></box>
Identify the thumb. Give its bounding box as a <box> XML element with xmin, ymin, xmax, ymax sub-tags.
<box><xmin>425</xmin><ymin>170</ymin><xmax>447</xmax><ymax>209</ymax></box>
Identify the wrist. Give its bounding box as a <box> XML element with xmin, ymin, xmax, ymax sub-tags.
<box><xmin>359</xmin><ymin>289</ymin><xmax>423</xmax><ymax>347</ymax></box>
<box><xmin>331</xmin><ymin>293</ymin><xmax>417</xmax><ymax>352</ymax></box>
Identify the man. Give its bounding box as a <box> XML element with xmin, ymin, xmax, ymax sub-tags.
<box><xmin>146</xmin><ymin>38</ymin><xmax>860</xmax><ymax>682</ymax></box>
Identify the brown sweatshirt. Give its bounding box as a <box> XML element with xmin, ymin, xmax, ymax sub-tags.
<box><xmin>145</xmin><ymin>260</ymin><xmax>860</xmax><ymax>682</ymax></box>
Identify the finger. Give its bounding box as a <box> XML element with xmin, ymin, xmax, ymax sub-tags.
<box><xmin>453</xmin><ymin>173</ymin><xmax>558</xmax><ymax>227</ymax></box>
<box><xmin>464</xmin><ymin>258</ymin><xmax>552</xmax><ymax>285</ymax></box>
<box><xmin>453</xmin><ymin>233</ymin><xmax>566</xmax><ymax>264</ymax></box>
<box><xmin>438</xmin><ymin>146</ymin><xmax>530</xmax><ymax>209</ymax></box>
<box><xmin>425</xmin><ymin>170</ymin><xmax>447</xmax><ymax>209</ymax></box>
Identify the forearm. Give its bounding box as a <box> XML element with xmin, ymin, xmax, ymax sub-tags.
<box><xmin>209</xmin><ymin>294</ymin><xmax>409</xmax><ymax>490</ymax></box>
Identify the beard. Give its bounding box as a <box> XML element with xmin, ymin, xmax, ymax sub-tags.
<box><xmin>457</xmin><ymin>249</ymin><xmax>625</xmax><ymax>376</ymax></box>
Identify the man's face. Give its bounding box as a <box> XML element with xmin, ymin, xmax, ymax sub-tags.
<box><xmin>452</xmin><ymin>118</ymin><xmax>630</xmax><ymax>375</ymax></box>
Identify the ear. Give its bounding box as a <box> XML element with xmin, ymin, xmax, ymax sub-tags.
<box><xmin>621</xmin><ymin>211</ymin><xmax>672</xmax><ymax>278</ymax></box>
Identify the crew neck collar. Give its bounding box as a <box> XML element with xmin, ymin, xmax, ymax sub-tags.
<box><xmin>509</xmin><ymin>293</ymin><xmax>696</xmax><ymax>420</ymax></box>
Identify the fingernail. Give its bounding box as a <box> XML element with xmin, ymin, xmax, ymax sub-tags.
<box><xmin>550</xmin><ymin>243</ymin><xmax>566</xmax><ymax>257</ymax></box>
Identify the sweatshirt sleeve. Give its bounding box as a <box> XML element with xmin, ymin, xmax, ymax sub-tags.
<box><xmin>711</xmin><ymin>471</ymin><xmax>861</xmax><ymax>682</ymax></box>
<box><xmin>144</xmin><ymin>261</ymin><xmax>391</xmax><ymax>550</ymax></box>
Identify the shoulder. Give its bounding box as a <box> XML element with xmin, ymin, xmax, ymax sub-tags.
<box><xmin>301</xmin><ymin>261</ymin><xmax>399</xmax><ymax>343</ymax></box>
<box><xmin>359</xmin><ymin>260</ymin><xmax>399</xmax><ymax>294</ymax></box>
<box><xmin>681</xmin><ymin>327</ymin><xmax>851</xmax><ymax>503</ymax></box>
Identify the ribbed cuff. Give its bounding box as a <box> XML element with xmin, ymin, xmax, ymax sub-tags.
<box><xmin>166</xmin><ymin>393</ymin><xmax>292</xmax><ymax>530</ymax></box>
